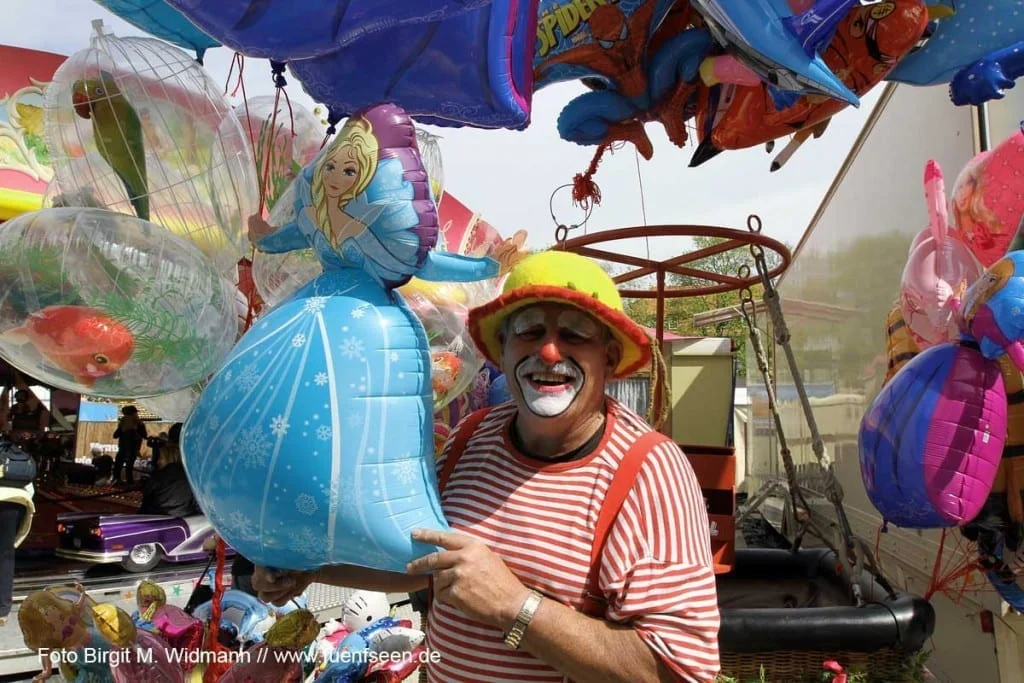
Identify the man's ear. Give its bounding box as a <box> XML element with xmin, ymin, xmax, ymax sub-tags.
<box><xmin>606</xmin><ymin>339</ymin><xmax>622</xmax><ymax>376</ymax></box>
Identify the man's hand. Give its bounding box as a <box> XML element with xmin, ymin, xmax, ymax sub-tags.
<box><xmin>248</xmin><ymin>214</ymin><xmax>274</xmax><ymax>244</ymax></box>
<box><xmin>406</xmin><ymin>529</ymin><xmax>530</xmax><ymax>630</ymax></box>
<box><xmin>252</xmin><ymin>566</ymin><xmax>318</xmax><ymax>606</ymax></box>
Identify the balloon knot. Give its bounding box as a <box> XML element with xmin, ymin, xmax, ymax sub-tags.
<box><xmin>270</xmin><ymin>60</ymin><xmax>288</xmax><ymax>88</ymax></box>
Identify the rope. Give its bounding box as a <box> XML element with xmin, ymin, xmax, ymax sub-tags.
<box><xmin>737</xmin><ymin>226</ymin><xmax>896</xmax><ymax>604</ymax></box>
<box><xmin>646</xmin><ymin>340</ymin><xmax>671</xmax><ymax>431</ymax></box>
<box><xmin>748</xmin><ymin>243</ymin><xmax>857</xmax><ymax>552</ymax></box>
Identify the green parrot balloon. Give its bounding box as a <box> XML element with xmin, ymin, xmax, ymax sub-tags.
<box><xmin>43</xmin><ymin>21</ymin><xmax>258</xmax><ymax>278</ymax></box>
<box><xmin>71</xmin><ymin>71</ymin><xmax>148</xmax><ymax>221</ymax></box>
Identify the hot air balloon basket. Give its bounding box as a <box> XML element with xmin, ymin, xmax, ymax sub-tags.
<box><xmin>717</xmin><ymin>648</ymin><xmax>931</xmax><ymax>683</ymax></box>
<box><xmin>715</xmin><ymin>549</ymin><xmax>934</xmax><ymax>683</ymax></box>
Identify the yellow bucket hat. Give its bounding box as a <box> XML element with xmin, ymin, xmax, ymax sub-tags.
<box><xmin>467</xmin><ymin>250</ymin><xmax>652</xmax><ymax>379</ymax></box>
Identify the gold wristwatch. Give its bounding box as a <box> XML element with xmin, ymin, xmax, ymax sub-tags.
<box><xmin>503</xmin><ymin>591</ymin><xmax>543</xmax><ymax>650</ymax></box>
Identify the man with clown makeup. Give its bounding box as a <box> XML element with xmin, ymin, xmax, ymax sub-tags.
<box><xmin>253</xmin><ymin>251</ymin><xmax>721</xmax><ymax>682</ymax></box>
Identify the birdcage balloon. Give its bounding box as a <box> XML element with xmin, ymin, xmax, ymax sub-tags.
<box><xmin>415</xmin><ymin>127</ymin><xmax>444</xmax><ymax>203</ymax></box>
<box><xmin>42</xmin><ymin>21</ymin><xmax>258</xmax><ymax>277</ymax></box>
<box><xmin>0</xmin><ymin>208</ymin><xmax>238</xmax><ymax>398</ymax></box>
<box><xmin>234</xmin><ymin>95</ymin><xmax>323</xmax><ymax>213</ymax></box>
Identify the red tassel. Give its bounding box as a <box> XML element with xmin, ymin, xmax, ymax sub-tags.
<box><xmin>203</xmin><ymin>538</ymin><xmax>231</xmax><ymax>682</ymax></box>
<box><xmin>571</xmin><ymin>142</ymin><xmax>610</xmax><ymax>209</ymax></box>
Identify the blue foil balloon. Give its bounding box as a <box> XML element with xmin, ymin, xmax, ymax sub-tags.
<box><xmin>163</xmin><ymin>0</ymin><xmax>538</xmax><ymax>129</ymax></box>
<box><xmin>182</xmin><ymin>103</ymin><xmax>498</xmax><ymax>572</ymax></box>
<box><xmin>888</xmin><ymin>0</ymin><xmax>1024</xmax><ymax>89</ymax></box>
<box><xmin>93</xmin><ymin>0</ymin><xmax>220</xmax><ymax>61</ymax></box>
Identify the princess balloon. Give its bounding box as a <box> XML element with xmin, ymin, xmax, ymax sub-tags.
<box><xmin>182</xmin><ymin>104</ymin><xmax>498</xmax><ymax>572</ymax></box>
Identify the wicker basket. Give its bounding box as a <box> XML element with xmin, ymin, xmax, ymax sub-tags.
<box><xmin>720</xmin><ymin>647</ymin><xmax>923</xmax><ymax>682</ymax></box>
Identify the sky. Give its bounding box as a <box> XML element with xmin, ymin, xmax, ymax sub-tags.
<box><xmin>2</xmin><ymin>1</ymin><xmax>884</xmax><ymax>262</ymax></box>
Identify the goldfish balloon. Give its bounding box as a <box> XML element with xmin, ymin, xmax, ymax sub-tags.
<box><xmin>0</xmin><ymin>208</ymin><xmax>237</xmax><ymax>398</ymax></box>
<box><xmin>183</xmin><ymin>104</ymin><xmax>498</xmax><ymax>572</ymax></box>
<box><xmin>43</xmin><ymin>22</ymin><xmax>258</xmax><ymax>276</ymax></box>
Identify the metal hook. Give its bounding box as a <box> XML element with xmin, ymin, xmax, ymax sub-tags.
<box><xmin>550</xmin><ymin>183</ymin><xmax>593</xmax><ymax>244</ymax></box>
<box><xmin>747</xmin><ymin>214</ymin><xmax>763</xmax><ymax>234</ymax></box>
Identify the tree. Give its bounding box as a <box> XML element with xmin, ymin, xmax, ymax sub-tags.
<box><xmin>620</xmin><ymin>236</ymin><xmax>786</xmax><ymax>376</ymax></box>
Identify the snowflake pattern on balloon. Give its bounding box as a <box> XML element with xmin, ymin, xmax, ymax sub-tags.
<box><xmin>270</xmin><ymin>415</ymin><xmax>290</xmax><ymax>437</ymax></box>
<box><xmin>224</xmin><ymin>510</ymin><xmax>259</xmax><ymax>541</ymax></box>
<box><xmin>303</xmin><ymin>297</ymin><xmax>328</xmax><ymax>314</ymax></box>
<box><xmin>235</xmin><ymin>362</ymin><xmax>261</xmax><ymax>392</ymax></box>
<box><xmin>233</xmin><ymin>431</ymin><xmax>272</xmax><ymax>468</ymax></box>
<box><xmin>346</xmin><ymin>412</ymin><xmax>363</xmax><ymax>428</ymax></box>
<box><xmin>292</xmin><ymin>333</ymin><xmax>307</xmax><ymax>347</ymax></box>
<box><xmin>339</xmin><ymin>337</ymin><xmax>364</xmax><ymax>359</ymax></box>
<box><xmin>393</xmin><ymin>457</ymin><xmax>419</xmax><ymax>486</ymax></box>
<box><xmin>314</xmin><ymin>372</ymin><xmax>328</xmax><ymax>386</ymax></box>
<box><xmin>293</xmin><ymin>527</ymin><xmax>328</xmax><ymax>563</ymax></box>
<box><xmin>351</xmin><ymin>305</ymin><xmax>369</xmax><ymax>319</ymax></box>
<box><xmin>316</xmin><ymin>425</ymin><xmax>332</xmax><ymax>441</ymax></box>
<box><xmin>295</xmin><ymin>493</ymin><xmax>318</xmax><ymax>516</ymax></box>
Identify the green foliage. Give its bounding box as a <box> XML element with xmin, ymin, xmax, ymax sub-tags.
<box><xmin>618</xmin><ymin>236</ymin><xmax>785</xmax><ymax>375</ymax></box>
<box><xmin>0</xmin><ymin>240</ymin><xmax>215</xmax><ymax>380</ymax></box>
<box><xmin>23</xmin><ymin>133</ymin><xmax>49</xmax><ymax>166</ymax></box>
<box><xmin>0</xmin><ymin>245</ymin><xmax>81</xmax><ymax>316</ymax></box>
<box><xmin>781</xmin><ymin>231</ymin><xmax>911</xmax><ymax>391</ymax></box>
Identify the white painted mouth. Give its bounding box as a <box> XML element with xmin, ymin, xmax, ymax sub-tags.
<box><xmin>515</xmin><ymin>357</ymin><xmax>584</xmax><ymax>417</ymax></box>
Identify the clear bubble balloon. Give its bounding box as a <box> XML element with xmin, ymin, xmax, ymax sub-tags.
<box><xmin>137</xmin><ymin>384</ymin><xmax>203</xmax><ymax>422</ymax></box>
<box><xmin>0</xmin><ymin>208</ymin><xmax>237</xmax><ymax>398</ymax></box>
<box><xmin>235</xmin><ymin>96</ymin><xmax>323</xmax><ymax>213</ymax></box>
<box><xmin>43</xmin><ymin>23</ymin><xmax>258</xmax><ymax>277</ymax></box>
<box><xmin>398</xmin><ymin>277</ymin><xmax>497</xmax><ymax>410</ymax></box>
<box><xmin>251</xmin><ymin>247</ymin><xmax>322</xmax><ymax>310</ymax></box>
<box><xmin>415</xmin><ymin>127</ymin><xmax>444</xmax><ymax>203</ymax></box>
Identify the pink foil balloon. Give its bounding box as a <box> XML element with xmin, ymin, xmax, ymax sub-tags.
<box><xmin>902</xmin><ymin>160</ymin><xmax>984</xmax><ymax>347</ymax></box>
<box><xmin>951</xmin><ymin>128</ymin><xmax>1024</xmax><ymax>267</ymax></box>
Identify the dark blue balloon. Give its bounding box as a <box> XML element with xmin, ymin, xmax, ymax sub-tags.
<box><xmin>950</xmin><ymin>41</ymin><xmax>1024</xmax><ymax>106</ymax></box>
<box><xmin>163</xmin><ymin>0</ymin><xmax>538</xmax><ymax>129</ymax></box>
<box><xmin>95</xmin><ymin>0</ymin><xmax>220</xmax><ymax>60</ymax></box>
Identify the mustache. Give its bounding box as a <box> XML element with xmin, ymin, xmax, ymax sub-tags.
<box><xmin>515</xmin><ymin>356</ymin><xmax>582</xmax><ymax>378</ymax></box>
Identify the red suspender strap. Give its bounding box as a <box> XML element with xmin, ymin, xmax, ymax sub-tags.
<box><xmin>437</xmin><ymin>407</ymin><xmax>492</xmax><ymax>495</ymax></box>
<box><xmin>580</xmin><ymin>431</ymin><xmax>670</xmax><ymax>617</ymax></box>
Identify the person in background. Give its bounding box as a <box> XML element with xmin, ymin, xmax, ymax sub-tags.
<box><xmin>8</xmin><ymin>390</ymin><xmax>42</xmax><ymax>436</ymax></box>
<box><xmin>138</xmin><ymin>424</ymin><xmax>199</xmax><ymax>518</ymax></box>
<box><xmin>91</xmin><ymin>448</ymin><xmax>114</xmax><ymax>485</ymax></box>
<box><xmin>0</xmin><ymin>442</ymin><xmax>34</xmax><ymax>626</ymax></box>
<box><xmin>112</xmin><ymin>406</ymin><xmax>146</xmax><ymax>486</ymax></box>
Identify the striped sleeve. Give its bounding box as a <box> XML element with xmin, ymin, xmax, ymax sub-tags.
<box><xmin>601</xmin><ymin>439</ymin><xmax>721</xmax><ymax>683</ymax></box>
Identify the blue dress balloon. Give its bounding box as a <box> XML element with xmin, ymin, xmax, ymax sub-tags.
<box><xmin>182</xmin><ymin>104</ymin><xmax>498</xmax><ymax>572</ymax></box>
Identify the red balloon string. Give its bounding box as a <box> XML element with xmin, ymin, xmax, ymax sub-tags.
<box><xmin>202</xmin><ymin>538</ymin><xmax>231</xmax><ymax>682</ymax></box>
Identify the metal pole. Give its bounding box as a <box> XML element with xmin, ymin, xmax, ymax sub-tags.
<box><xmin>977</xmin><ymin>103</ymin><xmax>991</xmax><ymax>152</ymax></box>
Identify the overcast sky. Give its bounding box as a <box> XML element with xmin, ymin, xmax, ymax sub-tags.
<box><xmin>4</xmin><ymin>1</ymin><xmax>883</xmax><ymax>260</ymax></box>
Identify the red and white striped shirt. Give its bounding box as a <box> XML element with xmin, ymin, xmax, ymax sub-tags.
<box><xmin>426</xmin><ymin>398</ymin><xmax>721</xmax><ymax>682</ymax></box>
